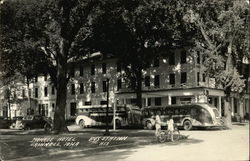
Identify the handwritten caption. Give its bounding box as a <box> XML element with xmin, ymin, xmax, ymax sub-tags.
<box><xmin>88</xmin><ymin>136</ymin><xmax>128</xmax><ymax>146</ymax></box>
<box><xmin>30</xmin><ymin>137</ymin><xmax>80</xmax><ymax>147</ymax></box>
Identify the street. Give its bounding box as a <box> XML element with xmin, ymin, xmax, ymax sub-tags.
<box><xmin>0</xmin><ymin>123</ymin><xmax>249</xmax><ymax>161</ymax></box>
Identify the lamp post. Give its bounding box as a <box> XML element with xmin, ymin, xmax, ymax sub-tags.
<box><xmin>104</xmin><ymin>78</ymin><xmax>110</xmax><ymax>136</ymax></box>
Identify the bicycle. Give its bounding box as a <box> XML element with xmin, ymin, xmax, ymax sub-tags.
<box><xmin>156</xmin><ymin>125</ymin><xmax>180</xmax><ymax>143</ymax></box>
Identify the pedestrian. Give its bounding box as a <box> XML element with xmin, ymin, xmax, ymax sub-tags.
<box><xmin>155</xmin><ymin>111</ymin><xmax>162</xmax><ymax>137</ymax></box>
<box><xmin>167</xmin><ymin>115</ymin><xmax>174</xmax><ymax>142</ymax></box>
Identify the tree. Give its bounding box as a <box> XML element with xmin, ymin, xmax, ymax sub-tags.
<box><xmin>0</xmin><ymin>0</ymin><xmax>100</xmax><ymax>133</ymax></box>
<box><xmin>183</xmin><ymin>0</ymin><xmax>249</xmax><ymax>127</ymax></box>
<box><xmin>91</xmin><ymin>0</ymin><xmax>195</xmax><ymax>108</ymax></box>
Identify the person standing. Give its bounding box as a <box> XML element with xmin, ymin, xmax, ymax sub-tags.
<box><xmin>155</xmin><ymin>111</ymin><xmax>162</xmax><ymax>137</ymax></box>
<box><xmin>167</xmin><ymin>115</ymin><xmax>174</xmax><ymax>142</ymax></box>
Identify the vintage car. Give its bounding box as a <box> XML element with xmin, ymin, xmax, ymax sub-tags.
<box><xmin>10</xmin><ymin>115</ymin><xmax>47</xmax><ymax>130</ymax></box>
<box><xmin>0</xmin><ymin>117</ymin><xmax>12</xmax><ymax>129</ymax></box>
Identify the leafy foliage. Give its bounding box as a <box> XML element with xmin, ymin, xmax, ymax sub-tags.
<box><xmin>183</xmin><ymin>0</ymin><xmax>249</xmax><ymax>94</ymax></box>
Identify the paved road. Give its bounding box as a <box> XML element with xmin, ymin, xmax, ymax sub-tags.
<box><xmin>0</xmin><ymin>123</ymin><xmax>249</xmax><ymax>161</ymax></box>
<box><xmin>63</xmin><ymin>124</ymin><xmax>249</xmax><ymax>161</ymax></box>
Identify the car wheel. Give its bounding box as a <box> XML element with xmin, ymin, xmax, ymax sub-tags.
<box><xmin>146</xmin><ymin>121</ymin><xmax>153</xmax><ymax>130</ymax></box>
<box><xmin>24</xmin><ymin>126</ymin><xmax>31</xmax><ymax>130</ymax></box>
<box><xmin>115</xmin><ymin>119</ymin><xmax>121</xmax><ymax>129</ymax></box>
<box><xmin>183</xmin><ymin>120</ymin><xmax>192</xmax><ymax>131</ymax></box>
<box><xmin>44</xmin><ymin>123</ymin><xmax>52</xmax><ymax>132</ymax></box>
<box><xmin>79</xmin><ymin>120</ymin><xmax>85</xmax><ymax>128</ymax></box>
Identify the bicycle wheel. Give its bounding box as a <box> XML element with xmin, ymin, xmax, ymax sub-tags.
<box><xmin>157</xmin><ymin>131</ymin><xmax>167</xmax><ymax>143</ymax></box>
<box><xmin>172</xmin><ymin>129</ymin><xmax>180</xmax><ymax>141</ymax></box>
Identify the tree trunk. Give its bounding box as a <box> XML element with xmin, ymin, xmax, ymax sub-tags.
<box><xmin>26</xmin><ymin>77</ymin><xmax>31</xmax><ymax>114</ymax></box>
<box><xmin>135</xmin><ymin>67</ymin><xmax>142</xmax><ymax>108</ymax></box>
<box><xmin>8</xmin><ymin>93</ymin><xmax>11</xmax><ymax>119</ymax></box>
<box><xmin>223</xmin><ymin>96</ymin><xmax>232</xmax><ymax>128</ymax></box>
<box><xmin>53</xmin><ymin>39</ymin><xmax>69</xmax><ymax>134</ymax></box>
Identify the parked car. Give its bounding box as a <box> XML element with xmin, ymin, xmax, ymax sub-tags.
<box><xmin>21</xmin><ymin>115</ymin><xmax>48</xmax><ymax>130</ymax></box>
<box><xmin>0</xmin><ymin>117</ymin><xmax>12</xmax><ymax>129</ymax></box>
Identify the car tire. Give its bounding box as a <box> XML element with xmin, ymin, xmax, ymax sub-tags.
<box><xmin>115</xmin><ymin>119</ymin><xmax>121</xmax><ymax>129</ymax></box>
<box><xmin>146</xmin><ymin>121</ymin><xmax>153</xmax><ymax>130</ymax></box>
<box><xmin>44</xmin><ymin>123</ymin><xmax>52</xmax><ymax>132</ymax></box>
<box><xmin>24</xmin><ymin>126</ymin><xmax>31</xmax><ymax>130</ymax></box>
<box><xmin>79</xmin><ymin>120</ymin><xmax>85</xmax><ymax>128</ymax></box>
<box><xmin>183</xmin><ymin>120</ymin><xmax>192</xmax><ymax>131</ymax></box>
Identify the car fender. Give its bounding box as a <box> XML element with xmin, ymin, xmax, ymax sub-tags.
<box><xmin>75</xmin><ymin>115</ymin><xmax>92</xmax><ymax>126</ymax></box>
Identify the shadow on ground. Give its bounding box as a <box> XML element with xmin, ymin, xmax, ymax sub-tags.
<box><xmin>0</xmin><ymin>128</ymin><xmax>203</xmax><ymax>161</ymax></box>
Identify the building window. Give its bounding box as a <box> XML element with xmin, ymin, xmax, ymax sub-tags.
<box><xmin>80</xmin><ymin>66</ymin><xmax>83</xmax><ymax>77</ymax></box>
<box><xmin>169</xmin><ymin>53</ymin><xmax>175</xmax><ymax>65</ymax></box>
<box><xmin>71</xmin><ymin>84</ymin><xmax>75</xmax><ymax>95</ymax></box>
<box><xmin>91</xmin><ymin>82</ymin><xmax>95</xmax><ymax>93</ymax></box>
<box><xmin>234</xmin><ymin>99</ymin><xmax>237</xmax><ymax>113</ymax></box>
<box><xmin>131</xmin><ymin>99</ymin><xmax>137</xmax><ymax>105</ymax></box>
<box><xmin>100</xmin><ymin>101</ymin><xmax>107</xmax><ymax>105</ymax></box>
<box><xmin>103</xmin><ymin>81</ymin><xmax>107</xmax><ymax>92</ymax></box>
<box><xmin>197</xmin><ymin>72</ymin><xmax>200</xmax><ymax>85</ymax></box>
<box><xmin>52</xmin><ymin>86</ymin><xmax>55</xmax><ymax>95</ymax></box>
<box><xmin>148</xmin><ymin>98</ymin><xmax>151</xmax><ymax>106</ymax></box>
<box><xmin>70</xmin><ymin>102</ymin><xmax>77</xmax><ymax>116</ymax></box>
<box><xmin>35</xmin><ymin>88</ymin><xmax>38</xmax><ymax>98</ymax></box>
<box><xmin>153</xmin><ymin>57</ymin><xmax>159</xmax><ymax>67</ymax></box>
<box><xmin>154</xmin><ymin>75</ymin><xmax>160</xmax><ymax>87</ymax></box>
<box><xmin>85</xmin><ymin>101</ymin><xmax>92</xmax><ymax>105</ymax></box>
<box><xmin>52</xmin><ymin>103</ymin><xmax>55</xmax><ymax>112</ymax></box>
<box><xmin>181</xmin><ymin>50</ymin><xmax>187</xmax><ymax>64</ymax></box>
<box><xmin>44</xmin><ymin>74</ymin><xmax>47</xmax><ymax>81</ymax></box>
<box><xmin>117</xmin><ymin>61</ymin><xmax>121</xmax><ymax>72</ymax></box>
<box><xmin>38</xmin><ymin>104</ymin><xmax>42</xmax><ymax>115</ymax></box>
<box><xmin>169</xmin><ymin>74</ymin><xmax>175</xmax><ymax>85</ymax></box>
<box><xmin>80</xmin><ymin>83</ymin><xmax>84</xmax><ymax>94</ymax></box>
<box><xmin>155</xmin><ymin>97</ymin><xmax>162</xmax><ymax>106</ymax></box>
<box><xmin>145</xmin><ymin>76</ymin><xmax>150</xmax><ymax>87</ymax></box>
<box><xmin>102</xmin><ymin>63</ymin><xmax>106</xmax><ymax>74</ymax></box>
<box><xmin>22</xmin><ymin>89</ymin><xmax>25</xmax><ymax>98</ymax></box>
<box><xmin>117</xmin><ymin>79</ymin><xmax>122</xmax><ymax>90</ymax></box>
<box><xmin>70</xmin><ymin>67</ymin><xmax>75</xmax><ymax>78</ymax></box>
<box><xmin>202</xmin><ymin>73</ymin><xmax>206</xmax><ymax>82</ymax></box>
<box><xmin>41</xmin><ymin>104</ymin><xmax>45</xmax><ymax>116</ymax></box>
<box><xmin>181</xmin><ymin>72</ymin><xmax>187</xmax><ymax>84</ymax></box>
<box><xmin>197</xmin><ymin>52</ymin><xmax>200</xmax><ymax>64</ymax></box>
<box><xmin>91</xmin><ymin>64</ymin><xmax>95</xmax><ymax>75</ymax></box>
<box><xmin>171</xmin><ymin>97</ymin><xmax>177</xmax><ymax>104</ymax></box>
<box><xmin>44</xmin><ymin>87</ymin><xmax>48</xmax><ymax>97</ymax></box>
<box><xmin>45</xmin><ymin>104</ymin><xmax>48</xmax><ymax>116</ymax></box>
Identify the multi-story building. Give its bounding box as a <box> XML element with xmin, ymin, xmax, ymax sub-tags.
<box><xmin>1</xmin><ymin>50</ymin><xmax>249</xmax><ymax>121</ymax></box>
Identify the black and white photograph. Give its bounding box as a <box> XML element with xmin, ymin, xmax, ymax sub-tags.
<box><xmin>0</xmin><ymin>0</ymin><xmax>249</xmax><ymax>160</ymax></box>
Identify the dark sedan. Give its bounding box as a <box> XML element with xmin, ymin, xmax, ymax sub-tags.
<box><xmin>21</xmin><ymin>115</ymin><xmax>48</xmax><ymax>130</ymax></box>
<box><xmin>0</xmin><ymin>117</ymin><xmax>12</xmax><ymax>129</ymax></box>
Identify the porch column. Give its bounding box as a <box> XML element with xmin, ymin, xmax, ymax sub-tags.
<box><xmin>168</xmin><ymin>95</ymin><xmax>171</xmax><ymax>105</ymax></box>
<box><xmin>218</xmin><ymin>96</ymin><xmax>222</xmax><ymax>117</ymax></box>
<box><xmin>145</xmin><ymin>97</ymin><xmax>148</xmax><ymax>107</ymax></box>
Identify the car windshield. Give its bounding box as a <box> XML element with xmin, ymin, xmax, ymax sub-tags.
<box><xmin>23</xmin><ymin>116</ymin><xmax>34</xmax><ymax>120</ymax></box>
